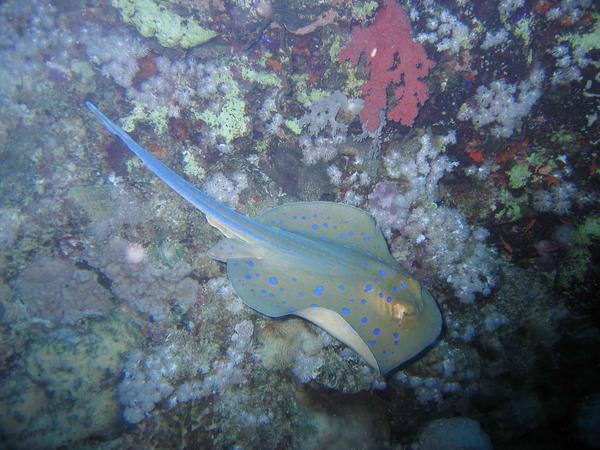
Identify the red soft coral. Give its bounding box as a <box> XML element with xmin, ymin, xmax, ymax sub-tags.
<box><xmin>339</xmin><ymin>0</ymin><xmax>435</xmax><ymax>132</ymax></box>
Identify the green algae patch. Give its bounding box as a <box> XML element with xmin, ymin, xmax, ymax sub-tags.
<box><xmin>122</xmin><ymin>102</ymin><xmax>170</xmax><ymax>134</ymax></box>
<box><xmin>182</xmin><ymin>150</ymin><xmax>206</xmax><ymax>180</ymax></box>
<box><xmin>495</xmin><ymin>189</ymin><xmax>525</xmax><ymax>222</ymax></box>
<box><xmin>113</xmin><ymin>0</ymin><xmax>217</xmax><ymax>49</ymax></box>
<box><xmin>195</xmin><ymin>72</ymin><xmax>249</xmax><ymax>143</ymax></box>
<box><xmin>285</xmin><ymin>118</ymin><xmax>302</xmax><ymax>135</ymax></box>
<box><xmin>576</xmin><ymin>216</ymin><xmax>600</xmax><ymax>246</ymax></box>
<box><xmin>508</xmin><ymin>163</ymin><xmax>531</xmax><ymax>189</ymax></box>
<box><xmin>560</xmin><ymin>13</ymin><xmax>600</xmax><ymax>54</ymax></box>
<box><xmin>240</xmin><ymin>66</ymin><xmax>282</xmax><ymax>88</ymax></box>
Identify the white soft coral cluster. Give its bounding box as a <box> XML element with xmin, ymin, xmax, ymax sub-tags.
<box><xmin>369</xmin><ymin>132</ymin><xmax>457</xmax><ymax>233</ymax></box>
<box><xmin>368</xmin><ymin>132</ymin><xmax>497</xmax><ymax>303</ymax></box>
<box><xmin>550</xmin><ymin>44</ymin><xmax>590</xmax><ymax>86</ymax></box>
<box><xmin>86</xmin><ymin>236</ymin><xmax>200</xmax><ymax>321</ymax></box>
<box><xmin>395</xmin><ymin>206</ymin><xmax>497</xmax><ymax>304</ymax></box>
<box><xmin>118</xmin><ymin>319</ymin><xmax>254</xmax><ymax>424</ymax></box>
<box><xmin>298</xmin><ymin>91</ymin><xmax>362</xmax><ymax>165</ymax></box>
<box><xmin>80</xmin><ymin>23</ymin><xmax>148</xmax><ymax>89</ymax></box>
<box><xmin>81</xmin><ymin>22</ymin><xmax>227</xmax><ymax>121</ymax></box>
<box><xmin>498</xmin><ymin>0</ymin><xmax>524</xmax><ymax>18</ymax></box>
<box><xmin>545</xmin><ymin>0</ymin><xmax>592</xmax><ymax>21</ymax></box>
<box><xmin>531</xmin><ymin>182</ymin><xmax>579</xmax><ymax>215</ymax></box>
<box><xmin>415</xmin><ymin>8</ymin><xmax>473</xmax><ymax>55</ymax></box>
<box><xmin>118</xmin><ymin>347</ymin><xmax>179</xmax><ymax>424</ymax></box>
<box><xmin>202</xmin><ymin>171</ymin><xmax>249</xmax><ymax>208</ymax></box>
<box><xmin>458</xmin><ymin>68</ymin><xmax>545</xmax><ymax>138</ymax></box>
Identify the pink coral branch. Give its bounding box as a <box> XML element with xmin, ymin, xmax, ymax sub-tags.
<box><xmin>339</xmin><ymin>0</ymin><xmax>435</xmax><ymax>132</ymax></box>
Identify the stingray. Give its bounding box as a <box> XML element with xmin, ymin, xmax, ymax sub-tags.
<box><xmin>86</xmin><ymin>102</ymin><xmax>442</xmax><ymax>376</ymax></box>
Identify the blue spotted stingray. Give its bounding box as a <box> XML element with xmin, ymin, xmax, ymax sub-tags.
<box><xmin>86</xmin><ymin>102</ymin><xmax>442</xmax><ymax>375</ymax></box>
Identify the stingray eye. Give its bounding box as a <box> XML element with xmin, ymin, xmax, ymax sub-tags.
<box><xmin>393</xmin><ymin>298</ymin><xmax>417</xmax><ymax>319</ymax></box>
<box><xmin>392</xmin><ymin>303</ymin><xmax>406</xmax><ymax>320</ymax></box>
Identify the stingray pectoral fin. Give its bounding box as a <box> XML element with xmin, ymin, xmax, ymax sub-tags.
<box><xmin>295</xmin><ymin>306</ymin><xmax>380</xmax><ymax>374</ymax></box>
<box><xmin>208</xmin><ymin>238</ymin><xmax>265</xmax><ymax>262</ymax></box>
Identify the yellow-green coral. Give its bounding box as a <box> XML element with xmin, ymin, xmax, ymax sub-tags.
<box><xmin>576</xmin><ymin>217</ymin><xmax>600</xmax><ymax>246</ymax></box>
<box><xmin>112</xmin><ymin>0</ymin><xmax>217</xmax><ymax>48</ymax></box>
<box><xmin>240</xmin><ymin>66</ymin><xmax>282</xmax><ymax>88</ymax></box>
<box><xmin>513</xmin><ymin>15</ymin><xmax>532</xmax><ymax>47</ymax></box>
<box><xmin>291</xmin><ymin>74</ymin><xmax>329</xmax><ymax>108</ymax></box>
<box><xmin>508</xmin><ymin>164</ymin><xmax>531</xmax><ymax>189</ymax></box>
<box><xmin>195</xmin><ymin>73</ymin><xmax>249</xmax><ymax>143</ymax></box>
<box><xmin>121</xmin><ymin>102</ymin><xmax>170</xmax><ymax>135</ymax></box>
<box><xmin>182</xmin><ymin>150</ymin><xmax>206</xmax><ymax>180</ymax></box>
<box><xmin>329</xmin><ymin>35</ymin><xmax>342</xmax><ymax>63</ymax></box>
<box><xmin>561</xmin><ymin>13</ymin><xmax>600</xmax><ymax>54</ymax></box>
<box><xmin>495</xmin><ymin>189</ymin><xmax>525</xmax><ymax>222</ymax></box>
<box><xmin>352</xmin><ymin>1</ymin><xmax>379</xmax><ymax>21</ymax></box>
<box><xmin>284</xmin><ymin>118</ymin><xmax>302</xmax><ymax>135</ymax></box>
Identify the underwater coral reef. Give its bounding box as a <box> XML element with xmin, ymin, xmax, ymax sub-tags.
<box><xmin>0</xmin><ymin>0</ymin><xmax>599</xmax><ymax>449</ymax></box>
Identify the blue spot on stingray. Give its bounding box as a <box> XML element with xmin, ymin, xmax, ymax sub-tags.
<box><xmin>247</xmin><ymin>261</ymin><xmax>254</xmax><ymax>267</ymax></box>
<box><xmin>313</xmin><ymin>285</ymin><xmax>324</xmax><ymax>297</ymax></box>
<box><xmin>361</xmin><ymin>316</ymin><xmax>368</xmax><ymax>324</ymax></box>
<box><xmin>282</xmin><ymin>300</ymin><xmax>287</xmax><ymax>304</ymax></box>
<box><xmin>373</xmin><ymin>328</ymin><xmax>381</xmax><ymax>336</ymax></box>
<box><xmin>254</xmin><ymin>273</ymin><xmax>260</xmax><ymax>278</ymax></box>
<box><xmin>338</xmin><ymin>284</ymin><xmax>345</xmax><ymax>292</ymax></box>
<box><xmin>260</xmin><ymin>289</ymin><xmax>267</xmax><ymax>295</ymax></box>
<box><xmin>333</xmin><ymin>225</ymin><xmax>338</xmax><ymax>230</ymax></box>
<box><xmin>375</xmin><ymin>277</ymin><xmax>382</xmax><ymax>284</ymax></box>
<box><xmin>365</xmin><ymin>284</ymin><xmax>373</xmax><ymax>293</ymax></box>
<box><xmin>393</xmin><ymin>287</ymin><xmax>400</xmax><ymax>292</ymax></box>
<box><xmin>291</xmin><ymin>277</ymin><xmax>298</xmax><ymax>283</ymax></box>
<box><xmin>350</xmin><ymin>298</ymin><xmax>356</xmax><ymax>303</ymax></box>
<box><xmin>311</xmin><ymin>303</ymin><xmax>318</xmax><ymax>308</ymax></box>
<box><xmin>401</xmin><ymin>282</ymin><xmax>408</xmax><ymax>289</ymax></box>
<box><xmin>379</xmin><ymin>270</ymin><xmax>386</xmax><ymax>276</ymax></box>
<box><xmin>312</xmin><ymin>224</ymin><xmax>319</xmax><ymax>230</ymax></box>
<box><xmin>289</xmin><ymin>308</ymin><xmax>297</xmax><ymax>313</ymax></box>
<box><xmin>366</xmin><ymin>252</ymin><xmax>374</xmax><ymax>258</ymax></box>
<box><xmin>292</xmin><ymin>215</ymin><xmax>298</xmax><ymax>220</ymax></box>
<box><xmin>361</xmin><ymin>299</ymin><xmax>368</xmax><ymax>305</ymax></box>
<box><xmin>268</xmin><ymin>293</ymin><xmax>274</xmax><ymax>298</ymax></box>
<box><xmin>394</xmin><ymin>341</ymin><xmax>399</xmax><ymax>347</ymax></box>
<box><xmin>301</xmin><ymin>215</ymin><xmax>306</xmax><ymax>220</ymax></box>
<box><xmin>312</xmin><ymin>213</ymin><xmax>317</xmax><ymax>218</ymax></box>
<box><xmin>342</xmin><ymin>307</ymin><xmax>351</xmax><ymax>315</ymax></box>
<box><xmin>340</xmin><ymin>233</ymin><xmax>347</xmax><ymax>239</ymax></box>
<box><xmin>369</xmin><ymin>340</ymin><xmax>377</xmax><ymax>347</ymax></box>
<box><xmin>279</xmin><ymin>287</ymin><xmax>284</xmax><ymax>292</ymax></box>
<box><xmin>298</xmin><ymin>292</ymin><xmax>305</xmax><ymax>298</ymax></box>
<box><xmin>379</xmin><ymin>292</ymin><xmax>384</xmax><ymax>298</ymax></box>
<box><xmin>348</xmin><ymin>231</ymin><xmax>355</xmax><ymax>237</ymax></box>
<box><xmin>393</xmin><ymin>332</ymin><xmax>400</xmax><ymax>339</ymax></box>
<box><xmin>269</xmin><ymin>277</ymin><xmax>278</xmax><ymax>285</ymax></box>
<box><xmin>387</xmin><ymin>297</ymin><xmax>394</xmax><ymax>304</ymax></box>
<box><xmin>323</xmin><ymin>223</ymin><xmax>329</xmax><ymax>228</ymax></box>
